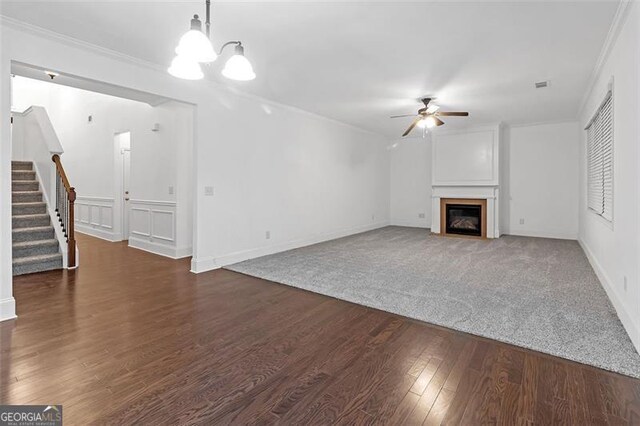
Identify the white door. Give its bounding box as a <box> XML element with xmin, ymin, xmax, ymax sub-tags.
<box><xmin>122</xmin><ymin>148</ymin><xmax>131</xmax><ymax>240</ymax></box>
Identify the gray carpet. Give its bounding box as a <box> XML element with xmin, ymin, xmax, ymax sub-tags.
<box><xmin>226</xmin><ymin>226</ymin><xmax>640</xmax><ymax>378</ymax></box>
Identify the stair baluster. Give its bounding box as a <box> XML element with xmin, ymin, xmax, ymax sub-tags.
<box><xmin>52</xmin><ymin>155</ymin><xmax>76</xmax><ymax>268</ymax></box>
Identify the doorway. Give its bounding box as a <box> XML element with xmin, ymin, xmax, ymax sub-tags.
<box><xmin>115</xmin><ymin>131</ymin><xmax>131</xmax><ymax>241</ymax></box>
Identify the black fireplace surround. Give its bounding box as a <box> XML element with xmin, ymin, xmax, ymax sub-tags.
<box><xmin>446</xmin><ymin>204</ymin><xmax>482</xmax><ymax>237</ymax></box>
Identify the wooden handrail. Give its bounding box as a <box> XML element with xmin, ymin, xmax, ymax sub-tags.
<box><xmin>52</xmin><ymin>154</ymin><xmax>76</xmax><ymax>268</ymax></box>
<box><xmin>52</xmin><ymin>154</ymin><xmax>72</xmax><ymax>192</ymax></box>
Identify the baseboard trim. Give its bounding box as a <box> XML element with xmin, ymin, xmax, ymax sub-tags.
<box><xmin>505</xmin><ymin>228</ymin><xmax>578</xmax><ymax>240</ymax></box>
<box><xmin>389</xmin><ymin>219</ymin><xmax>430</xmax><ymax>229</ymax></box>
<box><xmin>191</xmin><ymin>221</ymin><xmax>390</xmax><ymax>274</ymax></box>
<box><xmin>76</xmin><ymin>226</ymin><xmax>122</xmax><ymax>242</ymax></box>
<box><xmin>0</xmin><ymin>297</ymin><xmax>16</xmax><ymax>322</ymax></box>
<box><xmin>128</xmin><ymin>236</ymin><xmax>192</xmax><ymax>259</ymax></box>
<box><xmin>579</xmin><ymin>238</ymin><xmax>640</xmax><ymax>353</ymax></box>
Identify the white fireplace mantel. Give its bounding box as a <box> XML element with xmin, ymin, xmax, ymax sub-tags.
<box><xmin>431</xmin><ymin>186</ymin><xmax>500</xmax><ymax>238</ymax></box>
<box><xmin>430</xmin><ymin>124</ymin><xmax>502</xmax><ymax>238</ymax></box>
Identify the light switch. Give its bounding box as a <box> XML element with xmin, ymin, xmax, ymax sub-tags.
<box><xmin>204</xmin><ymin>186</ymin><xmax>214</xmax><ymax>196</ymax></box>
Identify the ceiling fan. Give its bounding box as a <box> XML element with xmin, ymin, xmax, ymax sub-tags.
<box><xmin>391</xmin><ymin>98</ymin><xmax>469</xmax><ymax>137</ymax></box>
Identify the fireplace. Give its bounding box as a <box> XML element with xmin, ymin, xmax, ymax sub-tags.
<box><xmin>440</xmin><ymin>198</ymin><xmax>487</xmax><ymax>238</ymax></box>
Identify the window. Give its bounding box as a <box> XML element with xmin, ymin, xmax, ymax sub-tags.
<box><xmin>586</xmin><ymin>91</ymin><xmax>613</xmax><ymax>222</ymax></box>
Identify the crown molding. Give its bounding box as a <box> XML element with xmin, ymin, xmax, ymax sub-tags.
<box><xmin>506</xmin><ymin>118</ymin><xmax>580</xmax><ymax>129</ymax></box>
<box><xmin>0</xmin><ymin>15</ymin><xmax>166</xmax><ymax>73</ymax></box>
<box><xmin>577</xmin><ymin>0</ymin><xmax>632</xmax><ymax>118</ymax></box>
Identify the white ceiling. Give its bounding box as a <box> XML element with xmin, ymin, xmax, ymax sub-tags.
<box><xmin>1</xmin><ymin>1</ymin><xmax>619</xmax><ymax>136</ymax></box>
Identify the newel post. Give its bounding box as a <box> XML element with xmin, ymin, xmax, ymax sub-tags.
<box><xmin>68</xmin><ymin>187</ymin><xmax>76</xmax><ymax>268</ymax></box>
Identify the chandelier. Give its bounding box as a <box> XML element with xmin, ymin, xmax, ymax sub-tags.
<box><xmin>168</xmin><ymin>0</ymin><xmax>255</xmax><ymax>81</ymax></box>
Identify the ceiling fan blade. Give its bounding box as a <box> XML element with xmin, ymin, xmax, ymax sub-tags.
<box><xmin>421</xmin><ymin>98</ymin><xmax>432</xmax><ymax>108</ymax></box>
<box><xmin>434</xmin><ymin>117</ymin><xmax>445</xmax><ymax>126</ymax></box>
<box><xmin>402</xmin><ymin>116</ymin><xmax>423</xmax><ymax>137</ymax></box>
<box><xmin>390</xmin><ymin>114</ymin><xmax>417</xmax><ymax>118</ymax></box>
<box><xmin>437</xmin><ymin>112</ymin><xmax>469</xmax><ymax>117</ymax></box>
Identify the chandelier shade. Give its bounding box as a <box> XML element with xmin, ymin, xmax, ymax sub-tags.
<box><xmin>175</xmin><ymin>29</ymin><xmax>217</xmax><ymax>63</ymax></box>
<box><xmin>221</xmin><ymin>44</ymin><xmax>256</xmax><ymax>81</ymax></box>
<box><xmin>168</xmin><ymin>55</ymin><xmax>204</xmax><ymax>80</ymax></box>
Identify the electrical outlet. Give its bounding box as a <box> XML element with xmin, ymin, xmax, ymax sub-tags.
<box><xmin>204</xmin><ymin>186</ymin><xmax>214</xmax><ymax>196</ymax></box>
<box><xmin>519</xmin><ymin>218</ymin><xmax>525</xmax><ymax>225</ymax></box>
<box><xmin>168</xmin><ymin>186</ymin><xmax>174</xmax><ymax>195</ymax></box>
<box><xmin>418</xmin><ymin>213</ymin><xmax>426</xmax><ymax>219</ymax></box>
<box><xmin>88</xmin><ymin>115</ymin><xmax>93</xmax><ymax>123</ymax></box>
<box><xmin>265</xmin><ymin>231</ymin><xmax>271</xmax><ymax>240</ymax></box>
<box><xmin>624</xmin><ymin>276</ymin><xmax>628</xmax><ymax>292</ymax></box>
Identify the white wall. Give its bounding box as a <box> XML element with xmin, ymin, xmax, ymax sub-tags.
<box><xmin>0</xmin><ymin>18</ymin><xmax>390</xmax><ymax>319</ymax></box>
<box><xmin>389</xmin><ymin>137</ymin><xmax>432</xmax><ymax>228</ymax></box>
<box><xmin>11</xmin><ymin>76</ymin><xmax>193</xmax><ymax>258</ymax></box>
<box><xmin>194</xmin><ymin>93</ymin><xmax>390</xmax><ymax>270</ymax></box>
<box><xmin>432</xmin><ymin>127</ymin><xmax>500</xmax><ymax>187</ymax></box>
<box><xmin>502</xmin><ymin>122</ymin><xmax>580</xmax><ymax>239</ymax></box>
<box><xmin>578</xmin><ymin>3</ymin><xmax>640</xmax><ymax>350</ymax></box>
<box><xmin>389</xmin><ymin>123</ymin><xmax>580</xmax><ymax>240</ymax></box>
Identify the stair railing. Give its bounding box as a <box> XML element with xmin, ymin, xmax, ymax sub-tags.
<box><xmin>52</xmin><ymin>154</ymin><xmax>76</xmax><ymax>268</ymax></box>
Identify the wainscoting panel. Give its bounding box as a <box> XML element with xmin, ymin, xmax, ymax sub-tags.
<box><xmin>101</xmin><ymin>206</ymin><xmax>113</xmax><ymax>229</ymax></box>
<box><xmin>151</xmin><ymin>210</ymin><xmax>175</xmax><ymax>241</ymax></box>
<box><xmin>432</xmin><ymin>125</ymin><xmax>500</xmax><ymax>187</ymax></box>
<box><xmin>74</xmin><ymin>196</ymin><xmax>118</xmax><ymax>241</ymax></box>
<box><xmin>128</xmin><ymin>199</ymin><xmax>183</xmax><ymax>258</ymax></box>
<box><xmin>130</xmin><ymin>207</ymin><xmax>151</xmax><ymax>237</ymax></box>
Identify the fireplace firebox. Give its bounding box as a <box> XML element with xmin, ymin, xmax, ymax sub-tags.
<box><xmin>446</xmin><ymin>204</ymin><xmax>481</xmax><ymax>236</ymax></box>
<box><xmin>440</xmin><ymin>198</ymin><xmax>487</xmax><ymax>238</ymax></box>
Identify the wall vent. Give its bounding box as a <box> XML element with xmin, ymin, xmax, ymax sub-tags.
<box><xmin>535</xmin><ymin>81</ymin><xmax>549</xmax><ymax>89</ymax></box>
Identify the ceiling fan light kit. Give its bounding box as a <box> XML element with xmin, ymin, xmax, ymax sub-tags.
<box><xmin>391</xmin><ymin>98</ymin><xmax>469</xmax><ymax>137</ymax></box>
<box><xmin>168</xmin><ymin>0</ymin><xmax>256</xmax><ymax>81</ymax></box>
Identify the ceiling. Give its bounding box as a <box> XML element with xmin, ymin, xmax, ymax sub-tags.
<box><xmin>1</xmin><ymin>1</ymin><xmax>620</xmax><ymax>136</ymax></box>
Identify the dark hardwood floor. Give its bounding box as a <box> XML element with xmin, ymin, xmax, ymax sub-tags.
<box><xmin>2</xmin><ymin>234</ymin><xmax>640</xmax><ymax>424</ymax></box>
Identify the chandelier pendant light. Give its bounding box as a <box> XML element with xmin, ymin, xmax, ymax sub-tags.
<box><xmin>168</xmin><ymin>0</ymin><xmax>256</xmax><ymax>81</ymax></box>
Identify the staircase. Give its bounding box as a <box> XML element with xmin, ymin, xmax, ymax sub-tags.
<box><xmin>11</xmin><ymin>161</ymin><xmax>63</xmax><ymax>275</ymax></box>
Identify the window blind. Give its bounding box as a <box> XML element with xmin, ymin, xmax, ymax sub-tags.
<box><xmin>586</xmin><ymin>92</ymin><xmax>613</xmax><ymax>222</ymax></box>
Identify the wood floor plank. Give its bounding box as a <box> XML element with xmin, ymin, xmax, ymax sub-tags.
<box><xmin>2</xmin><ymin>233</ymin><xmax>640</xmax><ymax>424</ymax></box>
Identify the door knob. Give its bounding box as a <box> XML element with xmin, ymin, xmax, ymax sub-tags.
<box><xmin>125</xmin><ymin>198</ymin><xmax>130</xmax><ymax>201</ymax></box>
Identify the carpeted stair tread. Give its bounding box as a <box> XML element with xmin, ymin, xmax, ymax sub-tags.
<box><xmin>12</xmin><ymin>191</ymin><xmax>44</xmax><ymax>203</ymax></box>
<box><xmin>13</xmin><ymin>239</ymin><xmax>58</xmax><ymax>249</ymax></box>
<box><xmin>12</xmin><ymin>202</ymin><xmax>47</xmax><ymax>215</ymax></box>
<box><xmin>11</xmin><ymin>161</ymin><xmax>33</xmax><ymax>171</ymax></box>
<box><xmin>12</xmin><ymin>213</ymin><xmax>51</xmax><ymax>229</ymax></box>
<box><xmin>13</xmin><ymin>225</ymin><xmax>54</xmax><ymax>234</ymax></box>
<box><xmin>12</xmin><ymin>253</ymin><xmax>63</xmax><ymax>276</ymax></box>
<box><xmin>12</xmin><ymin>181</ymin><xmax>39</xmax><ymax>191</ymax></box>
<box><xmin>13</xmin><ymin>253</ymin><xmax>62</xmax><ymax>265</ymax></box>
<box><xmin>12</xmin><ymin>226</ymin><xmax>56</xmax><ymax>243</ymax></box>
<box><xmin>11</xmin><ymin>170</ymin><xmax>36</xmax><ymax>180</ymax></box>
<box><xmin>12</xmin><ymin>239</ymin><xmax>60</xmax><ymax>258</ymax></box>
<box><xmin>12</xmin><ymin>213</ymin><xmax>49</xmax><ymax>219</ymax></box>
